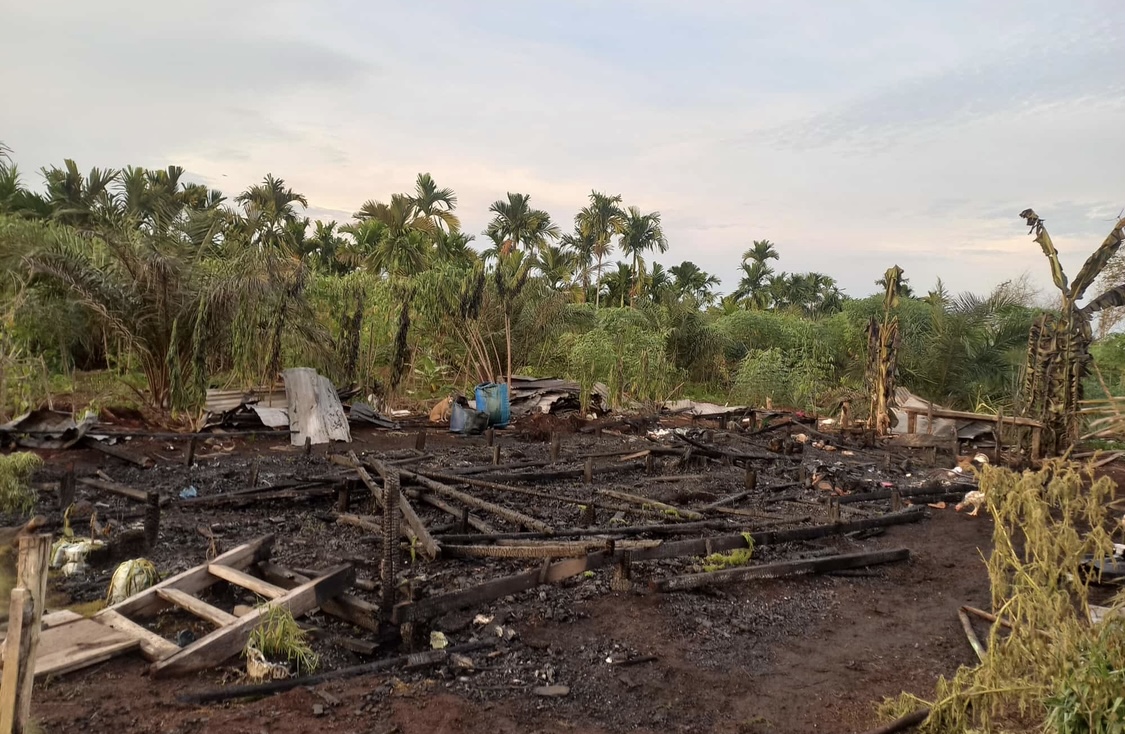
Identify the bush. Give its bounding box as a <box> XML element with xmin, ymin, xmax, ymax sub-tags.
<box><xmin>0</xmin><ymin>452</ymin><xmax>43</xmax><ymax>515</ymax></box>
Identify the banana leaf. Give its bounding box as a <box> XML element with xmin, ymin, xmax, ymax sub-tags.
<box><xmin>1081</xmin><ymin>283</ymin><xmax>1125</xmax><ymax>316</ymax></box>
<box><xmin>1069</xmin><ymin>217</ymin><xmax>1125</xmax><ymax>301</ymax></box>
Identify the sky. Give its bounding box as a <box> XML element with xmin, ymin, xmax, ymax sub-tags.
<box><xmin>2</xmin><ymin>0</ymin><xmax>1123</xmax><ymax>300</ymax></box>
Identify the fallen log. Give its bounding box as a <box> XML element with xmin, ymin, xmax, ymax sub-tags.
<box><xmin>650</xmin><ymin>548</ymin><xmax>910</xmax><ymax>592</ymax></box>
<box><xmin>673</xmin><ymin>432</ymin><xmax>786</xmax><ymax>462</ymax></box>
<box><xmin>177</xmin><ymin>640</ymin><xmax>495</xmax><ymax>704</ymax></box>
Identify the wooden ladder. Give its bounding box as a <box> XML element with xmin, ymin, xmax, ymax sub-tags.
<box><xmin>93</xmin><ymin>535</ymin><xmax>354</xmax><ymax>677</ymax></box>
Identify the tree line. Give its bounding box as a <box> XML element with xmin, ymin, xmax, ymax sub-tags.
<box><xmin>1</xmin><ymin>143</ymin><xmax>1103</xmax><ymax>421</ymax></box>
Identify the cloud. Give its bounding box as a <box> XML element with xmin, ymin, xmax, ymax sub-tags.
<box><xmin>1</xmin><ymin>0</ymin><xmax>1123</xmax><ymax>304</ymax></box>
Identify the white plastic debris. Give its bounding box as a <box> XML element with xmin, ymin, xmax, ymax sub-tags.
<box><xmin>106</xmin><ymin>558</ymin><xmax>159</xmax><ymax>604</ymax></box>
<box><xmin>430</xmin><ymin>631</ymin><xmax>449</xmax><ymax>649</ymax></box>
<box><xmin>473</xmin><ymin>614</ymin><xmax>494</xmax><ymax>626</ymax></box>
<box><xmin>246</xmin><ymin>645</ymin><xmax>290</xmax><ymax>682</ymax></box>
<box><xmin>49</xmin><ymin>538</ymin><xmax>105</xmax><ymax>577</ymax></box>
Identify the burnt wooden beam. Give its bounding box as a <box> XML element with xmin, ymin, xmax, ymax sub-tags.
<box><xmin>650</xmin><ymin>548</ymin><xmax>910</xmax><ymax>592</ymax></box>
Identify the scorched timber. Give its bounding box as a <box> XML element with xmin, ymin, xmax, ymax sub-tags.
<box><xmin>650</xmin><ymin>548</ymin><xmax>910</xmax><ymax>592</ymax></box>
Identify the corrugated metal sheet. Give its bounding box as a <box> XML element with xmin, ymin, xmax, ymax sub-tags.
<box><xmin>283</xmin><ymin>368</ymin><xmax>351</xmax><ymax>446</ymax></box>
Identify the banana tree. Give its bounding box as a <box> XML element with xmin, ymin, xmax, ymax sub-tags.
<box><xmin>866</xmin><ymin>266</ymin><xmax>903</xmax><ymax>435</ymax></box>
<box><xmin>1020</xmin><ymin>210</ymin><xmax>1125</xmax><ymax>455</ymax></box>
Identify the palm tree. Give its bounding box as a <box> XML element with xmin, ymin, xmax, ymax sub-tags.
<box><xmin>560</xmin><ymin>224</ymin><xmax>598</xmax><ymax>303</ymax></box>
<box><xmin>40</xmin><ymin>160</ymin><xmax>119</xmax><ymax>229</ymax></box>
<box><xmin>485</xmin><ymin>193</ymin><xmax>559</xmax><ymax>256</ymax></box>
<box><xmin>669</xmin><ymin>261</ymin><xmax>721</xmax><ymax>304</ymax></box>
<box><xmin>617</xmin><ymin>207</ymin><xmax>667</xmax><ymax>306</ymax></box>
<box><xmin>743</xmin><ymin>240</ymin><xmax>779</xmax><ymax>266</ymax></box>
<box><xmin>535</xmin><ymin>243</ymin><xmax>578</xmax><ymax>291</ymax></box>
<box><xmin>433</xmin><ymin>230</ymin><xmax>477</xmax><ymax>267</ymax></box>
<box><xmin>235</xmin><ymin>174</ymin><xmax>309</xmax><ymax>253</ymax></box>
<box><xmin>341</xmin><ymin>218</ymin><xmax>432</xmax><ymax>277</ymax></box>
<box><xmin>576</xmin><ymin>192</ymin><xmax>624</xmax><ymax>308</ymax></box>
<box><xmin>0</xmin><ymin>145</ymin><xmax>52</xmax><ymax>218</ymax></box>
<box><xmin>409</xmin><ymin>173</ymin><xmax>460</xmax><ymax>233</ymax></box>
<box><xmin>303</xmin><ymin>220</ymin><xmax>351</xmax><ymax>274</ymax></box>
<box><xmin>599</xmin><ymin>262</ymin><xmax>634</xmax><ymax>308</ymax></box>
<box><xmin>733</xmin><ymin>260</ymin><xmax>774</xmax><ymax>309</ymax></box>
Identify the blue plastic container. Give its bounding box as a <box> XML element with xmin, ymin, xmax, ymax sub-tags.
<box><xmin>474</xmin><ymin>382</ymin><xmax>510</xmax><ymax>428</ymax></box>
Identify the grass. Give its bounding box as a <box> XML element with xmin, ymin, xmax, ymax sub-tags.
<box><xmin>246</xmin><ymin>603</ymin><xmax>318</xmax><ymax>674</ymax></box>
<box><xmin>877</xmin><ymin>459</ymin><xmax>1125</xmax><ymax>733</ymax></box>
<box><xmin>0</xmin><ymin>451</ymin><xmax>42</xmax><ymax>515</ymax></box>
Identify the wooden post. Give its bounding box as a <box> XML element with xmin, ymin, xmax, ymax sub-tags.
<box><xmin>144</xmin><ymin>492</ymin><xmax>161</xmax><ymax>550</ymax></box>
<box><xmin>486</xmin><ymin>428</ymin><xmax>494</xmax><ymax>447</ymax></box>
<box><xmin>415</xmin><ymin>431</ymin><xmax>427</xmax><ymax>452</ymax></box>
<box><xmin>906</xmin><ymin>411</ymin><xmax>917</xmax><ymax>434</ymax></box>
<box><xmin>0</xmin><ymin>534</ymin><xmax>50</xmax><ymax>734</ymax></box>
<box><xmin>890</xmin><ymin>487</ymin><xmax>902</xmax><ymax>513</ymax></box>
<box><xmin>645</xmin><ymin>454</ymin><xmax>655</xmax><ymax>475</ymax></box>
<box><xmin>744</xmin><ymin>468</ymin><xmax>757</xmax><ymax>491</ymax></box>
<box><xmin>491</xmin><ymin>445</ymin><xmax>502</xmax><ymax>466</ymax></box>
<box><xmin>336</xmin><ymin>483</ymin><xmax>351</xmax><ymax>513</ymax></box>
<box><xmin>57</xmin><ymin>463</ymin><xmax>75</xmax><ymax>511</ymax></box>
<box><xmin>185</xmin><ymin>437</ymin><xmax>199</xmax><ymax>467</ymax></box>
<box><xmin>583</xmin><ymin>457</ymin><xmax>594</xmax><ymax>484</ymax></box>
<box><xmin>304</xmin><ymin>436</ymin><xmax>312</xmax><ymax>457</ymax></box>
<box><xmin>827</xmin><ymin>498</ymin><xmax>841</xmax><ymax>524</ymax></box>
<box><xmin>249</xmin><ymin>460</ymin><xmax>260</xmax><ymax>489</ymax></box>
<box><xmin>459</xmin><ymin>507</ymin><xmax>469</xmax><ymax>534</ymax></box>
<box><xmin>1031</xmin><ymin>426</ymin><xmax>1042</xmax><ymax>461</ymax></box>
<box><xmin>549</xmin><ymin>433</ymin><xmax>561</xmax><ymax>463</ymax></box>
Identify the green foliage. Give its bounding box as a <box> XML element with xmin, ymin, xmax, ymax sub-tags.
<box><xmin>246</xmin><ymin>603</ymin><xmax>319</xmax><ymax>674</ymax></box>
<box><xmin>0</xmin><ymin>452</ymin><xmax>43</xmax><ymax>515</ymax></box>
<box><xmin>567</xmin><ymin>308</ymin><xmax>681</xmax><ymax>408</ymax></box>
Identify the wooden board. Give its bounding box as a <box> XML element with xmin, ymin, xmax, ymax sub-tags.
<box><xmin>257</xmin><ymin>563</ymin><xmax>379</xmax><ymax>633</ymax></box>
<box><xmin>0</xmin><ymin>618</ymin><xmax>140</xmax><ymax>678</ymax></box>
<box><xmin>156</xmin><ymin>588</ymin><xmax>238</xmax><ymax>627</ymax></box>
<box><xmin>206</xmin><ymin>564</ymin><xmax>286</xmax><ymax>600</ymax></box>
<box><xmin>150</xmin><ymin>564</ymin><xmax>354</xmax><ymax>677</ymax></box>
<box><xmin>94</xmin><ymin>609</ymin><xmax>180</xmax><ymax>661</ymax></box>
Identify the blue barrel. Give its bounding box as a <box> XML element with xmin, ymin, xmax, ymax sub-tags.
<box><xmin>474</xmin><ymin>382</ymin><xmax>510</xmax><ymax>427</ymax></box>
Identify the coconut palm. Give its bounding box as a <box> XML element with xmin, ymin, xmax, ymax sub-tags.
<box><xmin>618</xmin><ymin>207</ymin><xmax>667</xmax><ymax>306</ymax></box>
<box><xmin>576</xmin><ymin>192</ymin><xmax>624</xmax><ymax>308</ymax></box>
<box><xmin>0</xmin><ymin>146</ymin><xmax>51</xmax><ymax>218</ymax></box>
<box><xmin>485</xmin><ymin>193</ymin><xmax>559</xmax><ymax>256</ymax></box>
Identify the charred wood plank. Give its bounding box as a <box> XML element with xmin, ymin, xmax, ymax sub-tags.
<box><xmin>650</xmin><ymin>548</ymin><xmax>910</xmax><ymax>592</ymax></box>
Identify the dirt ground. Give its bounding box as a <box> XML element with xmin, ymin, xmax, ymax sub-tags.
<box><xmin>10</xmin><ymin>421</ymin><xmax>997</xmax><ymax>734</ymax></box>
